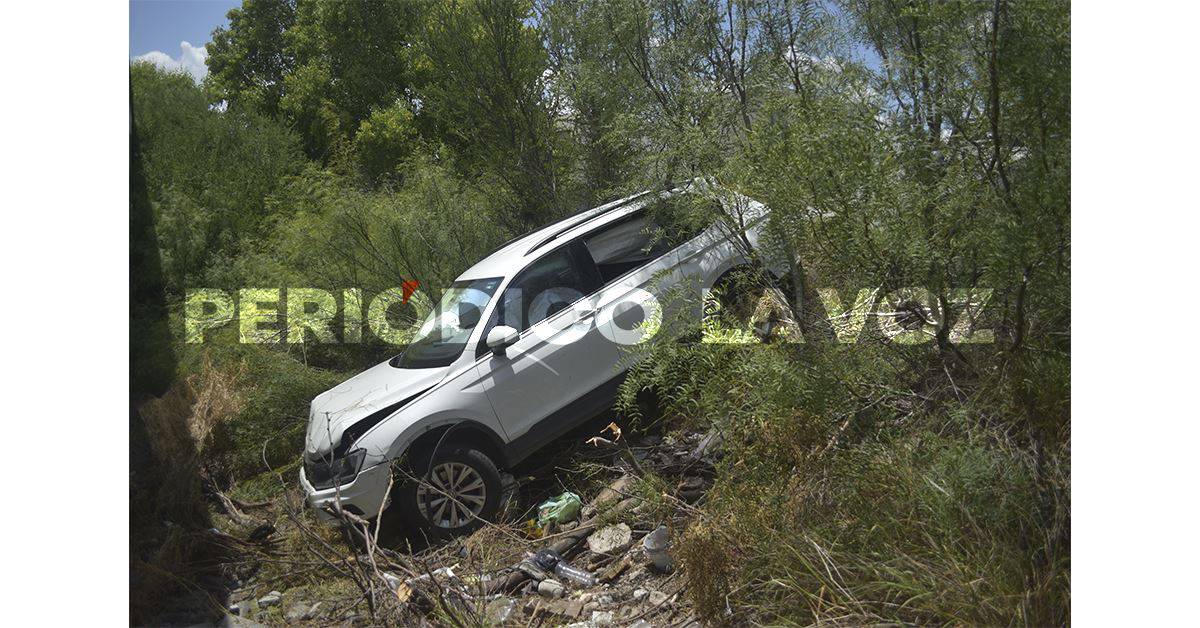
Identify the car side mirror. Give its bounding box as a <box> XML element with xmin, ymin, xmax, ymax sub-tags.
<box><xmin>486</xmin><ymin>325</ymin><xmax>519</xmax><ymax>356</ymax></box>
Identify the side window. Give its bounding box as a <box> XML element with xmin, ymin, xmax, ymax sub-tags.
<box><xmin>583</xmin><ymin>213</ymin><xmax>665</xmax><ymax>284</ymax></box>
<box><xmin>498</xmin><ymin>246</ymin><xmax>588</xmax><ymax>333</ymax></box>
<box><xmin>644</xmin><ymin>195</ymin><xmax>710</xmax><ymax>250</ymax></box>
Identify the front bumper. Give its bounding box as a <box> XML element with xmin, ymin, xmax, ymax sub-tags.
<box><xmin>299</xmin><ymin>460</ymin><xmax>393</xmax><ymax>523</ymax></box>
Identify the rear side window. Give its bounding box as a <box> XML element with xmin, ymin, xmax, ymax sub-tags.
<box><xmin>583</xmin><ymin>213</ymin><xmax>671</xmax><ymax>284</ymax></box>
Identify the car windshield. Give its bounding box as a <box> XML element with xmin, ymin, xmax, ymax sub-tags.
<box><xmin>395</xmin><ymin>277</ymin><xmax>502</xmax><ymax>369</ymax></box>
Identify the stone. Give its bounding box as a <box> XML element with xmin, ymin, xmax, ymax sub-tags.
<box><xmin>218</xmin><ymin>616</ymin><xmax>267</xmax><ymax>628</ymax></box>
<box><xmin>586</xmin><ymin>523</ymin><xmax>633</xmax><ymax>555</ymax></box>
<box><xmin>677</xmin><ymin>476</ymin><xmax>705</xmax><ymax>501</ymax></box>
<box><xmin>304</xmin><ymin>602</ymin><xmax>322</xmax><ymax>619</ymax></box>
<box><xmin>256</xmin><ymin>592</ymin><xmax>281</xmax><ymax>608</ymax></box>
<box><xmin>591</xmin><ymin>610</ymin><xmax>615</xmax><ymax>625</ymax></box>
<box><xmin>538</xmin><ymin>578</ymin><xmax>566</xmax><ymax>598</ymax></box>
<box><xmin>284</xmin><ymin>603</ymin><xmax>309</xmax><ymax>622</ymax></box>
<box><xmin>629</xmin><ymin>621</ymin><xmax>653</xmax><ymax>628</ymax></box>
<box><xmin>632</xmin><ymin>588</ymin><xmax>649</xmax><ymax>602</ymax></box>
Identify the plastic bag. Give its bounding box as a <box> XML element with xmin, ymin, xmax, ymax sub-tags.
<box><xmin>536</xmin><ymin>491</ymin><xmax>582</xmax><ymax>526</ymax></box>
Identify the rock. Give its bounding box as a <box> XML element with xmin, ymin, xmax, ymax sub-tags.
<box><xmin>586</xmin><ymin>523</ymin><xmax>633</xmax><ymax>555</ymax></box>
<box><xmin>246</xmin><ymin>523</ymin><xmax>275</xmax><ymax>542</ymax></box>
<box><xmin>629</xmin><ymin>621</ymin><xmax>653</xmax><ymax>628</ymax></box>
<box><xmin>632</xmin><ymin>588</ymin><xmax>649</xmax><ymax>602</ymax></box>
<box><xmin>691</xmin><ymin>429</ymin><xmax>724</xmax><ymax>459</ymax></box>
<box><xmin>583</xmin><ymin>601</ymin><xmax>598</xmax><ymax>612</ymax></box>
<box><xmin>304</xmin><ymin>602</ymin><xmax>322</xmax><ymax>619</ymax></box>
<box><xmin>677</xmin><ymin>475</ymin><xmax>705</xmax><ymax>501</ymax></box>
<box><xmin>582</xmin><ymin>476</ymin><xmax>637</xmax><ymax>519</ymax></box>
<box><xmin>256</xmin><ymin>592</ymin><xmax>281</xmax><ymax>608</ymax></box>
<box><xmin>591</xmin><ymin>610</ymin><xmax>615</xmax><ymax>625</ymax></box>
<box><xmin>284</xmin><ymin>603</ymin><xmax>309</xmax><ymax>622</ymax></box>
<box><xmin>518</xmin><ymin>558</ymin><xmax>550</xmax><ymax>581</ymax></box>
<box><xmin>538</xmin><ymin>578</ymin><xmax>566</xmax><ymax>598</ymax></box>
<box><xmin>643</xmin><ymin>525</ymin><xmax>674</xmax><ymax>573</ymax></box>
<box><xmin>219</xmin><ymin>615</ymin><xmax>267</xmax><ymax>628</ymax></box>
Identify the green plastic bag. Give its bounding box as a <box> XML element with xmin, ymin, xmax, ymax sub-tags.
<box><xmin>537</xmin><ymin>491</ymin><xmax>582</xmax><ymax>526</ymax></box>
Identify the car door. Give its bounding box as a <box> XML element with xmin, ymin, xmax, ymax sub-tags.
<box><xmin>585</xmin><ymin>203</ymin><xmax>710</xmax><ymax>345</ymax></box>
<box><xmin>583</xmin><ymin>212</ymin><xmax>682</xmax><ymax>349</ymax></box>
<box><xmin>475</xmin><ymin>242</ymin><xmax>619</xmax><ymax>459</ymax></box>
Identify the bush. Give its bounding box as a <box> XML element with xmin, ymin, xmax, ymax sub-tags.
<box><xmin>171</xmin><ymin>342</ymin><xmax>344</xmax><ymax>485</ymax></box>
<box><xmin>621</xmin><ymin>326</ymin><xmax>1068</xmax><ymax>624</ymax></box>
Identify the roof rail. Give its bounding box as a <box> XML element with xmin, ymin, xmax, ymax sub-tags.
<box><xmin>524</xmin><ymin>191</ymin><xmax>651</xmax><ymax>255</ymax></box>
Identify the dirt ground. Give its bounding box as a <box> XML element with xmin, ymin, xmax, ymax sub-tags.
<box><xmin>147</xmin><ymin>418</ymin><xmax>719</xmax><ymax>627</ymax></box>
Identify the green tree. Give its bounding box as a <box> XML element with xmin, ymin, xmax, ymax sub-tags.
<box><xmin>207</xmin><ymin>0</ymin><xmax>421</xmax><ymax>164</ymax></box>
<box><xmin>418</xmin><ymin>0</ymin><xmax>566</xmax><ymax>229</ymax></box>
<box><xmin>353</xmin><ymin>102</ymin><xmax>421</xmax><ymax>185</ymax></box>
<box><xmin>131</xmin><ymin>62</ymin><xmax>304</xmax><ymax>294</ymax></box>
<box><xmin>205</xmin><ymin>0</ymin><xmax>297</xmax><ymax>118</ymax></box>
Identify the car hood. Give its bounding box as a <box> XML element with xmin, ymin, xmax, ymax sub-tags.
<box><xmin>305</xmin><ymin>359</ymin><xmax>447</xmax><ymax>458</ymax></box>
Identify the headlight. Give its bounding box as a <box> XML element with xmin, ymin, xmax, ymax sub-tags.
<box><xmin>305</xmin><ymin>448</ymin><xmax>366</xmax><ymax>490</ymax></box>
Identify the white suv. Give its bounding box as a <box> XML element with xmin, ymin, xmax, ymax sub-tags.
<box><xmin>300</xmin><ymin>181</ymin><xmax>775</xmax><ymax>535</ymax></box>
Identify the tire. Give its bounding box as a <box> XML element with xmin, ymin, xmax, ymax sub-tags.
<box><xmin>394</xmin><ymin>443</ymin><xmax>502</xmax><ymax>538</ymax></box>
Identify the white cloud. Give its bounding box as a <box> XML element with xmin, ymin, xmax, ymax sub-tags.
<box><xmin>132</xmin><ymin>41</ymin><xmax>208</xmax><ymax>83</ymax></box>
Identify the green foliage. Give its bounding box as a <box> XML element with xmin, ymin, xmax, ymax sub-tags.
<box><xmin>205</xmin><ymin>0</ymin><xmax>297</xmax><ymax>117</ymax></box>
<box><xmin>245</xmin><ymin>153</ymin><xmax>511</xmax><ymax>296</ymax></box>
<box><xmin>624</xmin><ymin>336</ymin><xmax>1067</xmax><ymax>624</ymax></box>
<box><xmin>353</xmin><ymin>102</ymin><xmax>421</xmax><ymax>185</ymax></box>
<box><xmin>418</xmin><ymin>0</ymin><xmax>567</xmax><ymax>228</ymax></box>
<box><xmin>132</xmin><ymin>1</ymin><xmax>1070</xmax><ymax>623</ymax></box>
<box><xmin>208</xmin><ymin>0</ymin><xmax>422</xmax><ymax>162</ymax></box>
<box><xmin>131</xmin><ymin>62</ymin><xmax>304</xmax><ymax>294</ymax></box>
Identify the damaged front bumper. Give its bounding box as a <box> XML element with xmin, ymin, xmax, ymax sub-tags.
<box><xmin>299</xmin><ymin>460</ymin><xmax>393</xmax><ymax>523</ymax></box>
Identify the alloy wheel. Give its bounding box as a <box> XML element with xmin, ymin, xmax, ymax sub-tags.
<box><xmin>415</xmin><ymin>461</ymin><xmax>487</xmax><ymax>529</ymax></box>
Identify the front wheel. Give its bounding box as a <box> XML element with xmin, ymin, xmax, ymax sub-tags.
<box><xmin>394</xmin><ymin>444</ymin><xmax>501</xmax><ymax>538</ymax></box>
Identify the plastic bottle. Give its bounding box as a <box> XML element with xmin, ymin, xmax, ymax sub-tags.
<box><xmin>529</xmin><ymin>548</ymin><xmax>597</xmax><ymax>587</ymax></box>
<box><xmin>553</xmin><ymin>560</ymin><xmax>598</xmax><ymax>587</ymax></box>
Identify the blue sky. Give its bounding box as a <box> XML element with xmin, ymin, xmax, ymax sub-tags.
<box><xmin>130</xmin><ymin>0</ymin><xmax>240</xmax><ymax>81</ymax></box>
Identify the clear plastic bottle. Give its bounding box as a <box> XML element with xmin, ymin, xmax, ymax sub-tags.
<box><xmin>553</xmin><ymin>560</ymin><xmax>597</xmax><ymax>587</ymax></box>
<box><xmin>530</xmin><ymin>548</ymin><xmax>597</xmax><ymax>587</ymax></box>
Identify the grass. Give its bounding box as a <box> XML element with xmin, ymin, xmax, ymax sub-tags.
<box><xmin>141</xmin><ymin>307</ymin><xmax>1069</xmax><ymax>626</ymax></box>
<box><xmin>619</xmin><ymin>310</ymin><xmax>1070</xmax><ymax>625</ymax></box>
